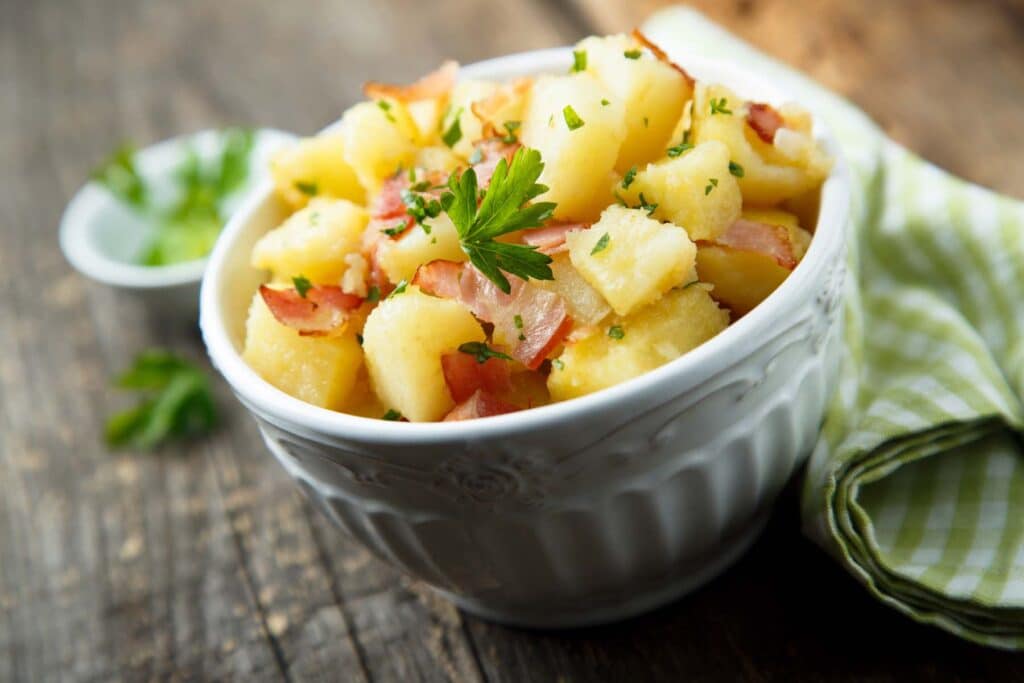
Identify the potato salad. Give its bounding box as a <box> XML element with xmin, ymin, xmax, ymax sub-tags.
<box><xmin>242</xmin><ymin>32</ymin><xmax>832</xmax><ymax>422</ymax></box>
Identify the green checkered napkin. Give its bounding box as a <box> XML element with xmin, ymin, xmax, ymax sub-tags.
<box><xmin>644</xmin><ymin>8</ymin><xmax>1024</xmax><ymax>648</ymax></box>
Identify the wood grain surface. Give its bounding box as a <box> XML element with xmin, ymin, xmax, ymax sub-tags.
<box><xmin>2</xmin><ymin>1</ymin><xmax>1022</xmax><ymax>680</ymax></box>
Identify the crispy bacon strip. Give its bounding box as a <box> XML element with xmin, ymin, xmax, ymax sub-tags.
<box><xmin>746</xmin><ymin>103</ymin><xmax>785</xmax><ymax>144</ymax></box>
<box><xmin>631</xmin><ymin>29</ymin><xmax>695</xmax><ymax>87</ymax></box>
<box><xmin>259</xmin><ymin>285</ymin><xmax>363</xmax><ymax>336</ymax></box>
<box><xmin>441</xmin><ymin>351</ymin><xmax>512</xmax><ymax>404</ymax></box>
<box><xmin>443</xmin><ymin>390</ymin><xmax>519</xmax><ymax>421</ymax></box>
<box><xmin>521</xmin><ymin>221</ymin><xmax>590</xmax><ymax>255</ymax></box>
<box><xmin>363</xmin><ymin>60</ymin><xmax>459</xmax><ymax>102</ymax></box>
<box><xmin>714</xmin><ymin>219</ymin><xmax>798</xmax><ymax>269</ymax></box>
<box><xmin>414</xmin><ymin>260</ymin><xmax>573</xmax><ymax>370</ymax></box>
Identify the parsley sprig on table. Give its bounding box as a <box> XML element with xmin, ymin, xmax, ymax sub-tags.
<box><xmin>105</xmin><ymin>350</ymin><xmax>218</xmax><ymax>450</ymax></box>
<box><xmin>441</xmin><ymin>147</ymin><xmax>556</xmax><ymax>294</ymax></box>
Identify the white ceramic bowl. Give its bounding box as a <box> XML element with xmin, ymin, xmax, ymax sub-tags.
<box><xmin>200</xmin><ymin>49</ymin><xmax>850</xmax><ymax>628</ymax></box>
<box><xmin>60</xmin><ymin>128</ymin><xmax>295</xmax><ymax>320</ymax></box>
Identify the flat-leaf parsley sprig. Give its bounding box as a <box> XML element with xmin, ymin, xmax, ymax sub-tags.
<box><xmin>441</xmin><ymin>147</ymin><xmax>556</xmax><ymax>294</ymax></box>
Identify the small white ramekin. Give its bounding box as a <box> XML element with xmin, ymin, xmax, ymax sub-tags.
<box><xmin>59</xmin><ymin>128</ymin><xmax>295</xmax><ymax>319</ymax></box>
<box><xmin>200</xmin><ymin>49</ymin><xmax>850</xmax><ymax>628</ymax></box>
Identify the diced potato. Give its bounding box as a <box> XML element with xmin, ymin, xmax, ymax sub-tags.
<box><xmin>441</xmin><ymin>80</ymin><xmax>499</xmax><ymax>159</ymax></box>
<box><xmin>375</xmin><ymin>213</ymin><xmax>468</xmax><ymax>284</ymax></box>
<box><xmin>618</xmin><ymin>140</ymin><xmax>741</xmax><ymax>242</ymax></box>
<box><xmin>534</xmin><ymin>253</ymin><xmax>611</xmax><ymax>326</ymax></box>
<box><xmin>577</xmin><ymin>34</ymin><xmax>691</xmax><ymax>172</ymax></box>
<box><xmin>251</xmin><ymin>198</ymin><xmax>369</xmax><ymax>284</ymax></box>
<box><xmin>362</xmin><ymin>286</ymin><xmax>484</xmax><ymax>421</ymax></box>
<box><xmin>691</xmin><ymin>84</ymin><xmax>831</xmax><ymax>205</ymax></box>
<box><xmin>696</xmin><ymin>246</ymin><xmax>790</xmax><ymax>316</ymax></box>
<box><xmin>415</xmin><ymin>145</ymin><xmax>464</xmax><ymax>174</ymax></box>
<box><xmin>548</xmin><ymin>285</ymin><xmax>728</xmax><ymax>401</ymax></box>
<box><xmin>341</xmin><ymin>369</ymin><xmax>390</xmax><ymax>419</ymax></box>
<box><xmin>521</xmin><ymin>73</ymin><xmax>625</xmax><ymax>221</ymax></box>
<box><xmin>407</xmin><ymin>98</ymin><xmax>449</xmax><ymax>145</ymax></box>
<box><xmin>339</xmin><ymin>99</ymin><xmax>419</xmax><ymax>195</ymax></box>
<box><xmin>741</xmin><ymin>208</ymin><xmax>812</xmax><ymax>259</ymax></box>
<box><xmin>269</xmin><ymin>133</ymin><xmax>365</xmax><ymax>209</ymax></box>
<box><xmin>567</xmin><ymin>205</ymin><xmax>694</xmax><ymax>316</ymax></box>
<box><xmin>242</xmin><ymin>293</ymin><xmax>363</xmax><ymax>409</ymax></box>
<box><xmin>781</xmin><ymin>186</ymin><xmax>821</xmax><ymax>233</ymax></box>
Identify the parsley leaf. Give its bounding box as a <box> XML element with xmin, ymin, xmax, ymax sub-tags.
<box><xmin>92</xmin><ymin>143</ymin><xmax>147</xmax><ymax>207</ymax></box>
<box><xmin>366</xmin><ymin>285</ymin><xmax>381</xmax><ymax>303</ymax></box>
<box><xmin>388</xmin><ymin>280</ymin><xmax>408</xmax><ymax>298</ymax></box>
<box><xmin>440</xmin><ymin>147</ymin><xmax>556</xmax><ymax>293</ymax></box>
<box><xmin>622</xmin><ymin>166</ymin><xmax>637</xmax><ymax>189</ymax></box>
<box><xmin>667</xmin><ymin>141</ymin><xmax>694</xmax><ymax>157</ymax></box>
<box><xmin>382</xmin><ymin>409</ymin><xmax>402</xmax><ymax>421</ymax></box>
<box><xmin>601</xmin><ymin>98</ymin><xmax>610</xmax><ymax>106</ymax></box>
<box><xmin>377</xmin><ymin>99</ymin><xmax>396</xmax><ymax>123</ymax></box>
<box><xmin>563</xmin><ymin>105</ymin><xmax>585</xmax><ymax>131</ymax></box>
<box><xmin>608</xmin><ymin>325</ymin><xmax>625</xmax><ymax>340</ymax></box>
<box><xmin>591</xmin><ymin>232</ymin><xmax>611</xmax><ymax>255</ymax></box>
<box><xmin>458</xmin><ymin>341</ymin><xmax>514</xmax><ymax>365</ymax></box>
<box><xmin>623</xmin><ymin>49</ymin><xmax>642</xmax><ymax>59</ymax></box>
<box><xmin>401</xmin><ymin>188</ymin><xmax>442</xmax><ymax>226</ymax></box>
<box><xmin>710</xmin><ymin>97</ymin><xmax>733</xmax><ymax>115</ymax></box>
<box><xmin>637</xmin><ymin>192</ymin><xmax>658</xmax><ymax>215</ymax></box>
<box><xmin>381</xmin><ymin>221</ymin><xmax>408</xmax><ymax>237</ymax></box>
<box><xmin>292</xmin><ymin>275</ymin><xmax>312</xmax><ymax>297</ymax></box>
<box><xmin>501</xmin><ymin>120</ymin><xmax>521</xmax><ymax>144</ymax></box>
<box><xmin>705</xmin><ymin>178</ymin><xmax>719</xmax><ymax>195</ymax></box>
<box><xmin>294</xmin><ymin>180</ymin><xmax>318</xmax><ymax>196</ymax></box>
<box><xmin>729</xmin><ymin>161</ymin><xmax>745</xmax><ymax>178</ymax></box>
<box><xmin>105</xmin><ymin>350</ymin><xmax>217</xmax><ymax>450</ymax></box>
<box><xmin>571</xmin><ymin>49</ymin><xmax>587</xmax><ymax>73</ymax></box>
<box><xmin>442</xmin><ymin>107</ymin><xmax>464</xmax><ymax>148</ymax></box>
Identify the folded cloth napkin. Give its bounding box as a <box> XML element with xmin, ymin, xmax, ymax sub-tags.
<box><xmin>643</xmin><ymin>7</ymin><xmax>1024</xmax><ymax>649</ymax></box>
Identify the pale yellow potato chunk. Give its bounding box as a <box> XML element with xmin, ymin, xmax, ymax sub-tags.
<box><xmin>415</xmin><ymin>145</ymin><xmax>464</xmax><ymax>174</ymax></box>
<box><xmin>251</xmin><ymin>198</ymin><xmax>368</xmax><ymax>285</ymax></box>
<box><xmin>534</xmin><ymin>253</ymin><xmax>611</xmax><ymax>326</ymax></box>
<box><xmin>691</xmin><ymin>84</ymin><xmax>831</xmax><ymax>205</ymax></box>
<box><xmin>442</xmin><ymin>80</ymin><xmax>499</xmax><ymax>158</ymax></box>
<box><xmin>339</xmin><ymin>99</ymin><xmax>419</xmax><ymax>195</ymax></box>
<box><xmin>618</xmin><ymin>140</ymin><xmax>741</xmax><ymax>242</ymax></box>
<box><xmin>567</xmin><ymin>205</ymin><xmax>694</xmax><ymax>316</ymax></box>
<box><xmin>242</xmin><ymin>293</ymin><xmax>363</xmax><ymax>410</ymax></box>
<box><xmin>577</xmin><ymin>34</ymin><xmax>691</xmax><ymax>172</ymax></box>
<box><xmin>375</xmin><ymin>214</ymin><xmax>468</xmax><ymax>284</ymax></box>
<box><xmin>521</xmin><ymin>73</ymin><xmax>625</xmax><ymax>222</ymax></box>
<box><xmin>548</xmin><ymin>285</ymin><xmax>728</xmax><ymax>401</ymax></box>
<box><xmin>362</xmin><ymin>286</ymin><xmax>484</xmax><ymax>421</ymax></box>
<box><xmin>269</xmin><ymin>133</ymin><xmax>365</xmax><ymax>209</ymax></box>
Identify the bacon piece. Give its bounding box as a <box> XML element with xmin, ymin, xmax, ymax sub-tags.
<box><xmin>442</xmin><ymin>390</ymin><xmax>519</xmax><ymax>421</ymax></box>
<box><xmin>441</xmin><ymin>351</ymin><xmax>512</xmax><ymax>404</ymax></box>
<box><xmin>364</xmin><ymin>60</ymin><xmax>459</xmax><ymax>102</ymax></box>
<box><xmin>746</xmin><ymin>103</ymin><xmax>785</xmax><ymax>144</ymax></box>
<box><xmin>631</xmin><ymin>29</ymin><xmax>695</xmax><ymax>87</ymax></box>
<box><xmin>259</xmin><ymin>285</ymin><xmax>363</xmax><ymax>336</ymax></box>
<box><xmin>370</xmin><ymin>173</ymin><xmax>409</xmax><ymax>221</ymax></box>
<box><xmin>714</xmin><ymin>219</ymin><xmax>798</xmax><ymax>269</ymax></box>
<box><xmin>521</xmin><ymin>221</ymin><xmax>590</xmax><ymax>255</ymax></box>
<box><xmin>413</xmin><ymin>260</ymin><xmax>573</xmax><ymax>370</ymax></box>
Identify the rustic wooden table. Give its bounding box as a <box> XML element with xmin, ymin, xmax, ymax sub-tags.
<box><xmin>4</xmin><ymin>1</ymin><xmax>1024</xmax><ymax>680</ymax></box>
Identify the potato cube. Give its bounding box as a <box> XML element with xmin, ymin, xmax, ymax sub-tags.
<box><xmin>442</xmin><ymin>80</ymin><xmax>498</xmax><ymax>158</ymax></box>
<box><xmin>269</xmin><ymin>133</ymin><xmax>365</xmax><ymax>209</ymax></box>
<box><xmin>695</xmin><ymin>246</ymin><xmax>789</xmax><ymax>317</ymax></box>
<box><xmin>691</xmin><ymin>84</ymin><xmax>831</xmax><ymax>205</ymax></box>
<box><xmin>375</xmin><ymin>213</ymin><xmax>468</xmax><ymax>284</ymax></box>
<box><xmin>618</xmin><ymin>140</ymin><xmax>741</xmax><ymax>242</ymax></box>
<box><xmin>577</xmin><ymin>34</ymin><xmax>691</xmax><ymax>172</ymax></box>
<box><xmin>339</xmin><ymin>100</ymin><xmax>419</xmax><ymax>195</ymax></box>
<box><xmin>242</xmin><ymin>293</ymin><xmax>363</xmax><ymax>409</ymax></box>
<box><xmin>534</xmin><ymin>253</ymin><xmax>612</xmax><ymax>326</ymax></box>
<box><xmin>567</xmin><ymin>205</ymin><xmax>694</xmax><ymax>316</ymax></box>
<box><xmin>251</xmin><ymin>198</ymin><xmax>368</xmax><ymax>284</ymax></box>
<box><xmin>362</xmin><ymin>286</ymin><xmax>485</xmax><ymax>421</ymax></box>
<box><xmin>521</xmin><ymin>73</ymin><xmax>625</xmax><ymax>222</ymax></box>
<box><xmin>548</xmin><ymin>285</ymin><xmax>728</xmax><ymax>401</ymax></box>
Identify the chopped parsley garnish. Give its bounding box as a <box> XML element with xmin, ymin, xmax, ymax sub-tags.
<box><xmin>501</xmin><ymin>120</ymin><xmax>521</xmax><ymax>144</ymax></box>
<box><xmin>637</xmin><ymin>192</ymin><xmax>658</xmax><ymax>215</ymax></box>
<box><xmin>442</xmin><ymin>107</ymin><xmax>464</xmax><ymax>148</ymax></box>
<box><xmin>514</xmin><ymin>313</ymin><xmax>526</xmax><ymax>340</ymax></box>
<box><xmin>440</xmin><ymin>146</ymin><xmax>555</xmax><ymax>294</ymax></box>
<box><xmin>356</xmin><ymin>333</ymin><xmax>364</xmax><ymax>345</ymax></box>
<box><xmin>608</xmin><ymin>325</ymin><xmax>625</xmax><ymax>340</ymax></box>
<box><xmin>710</xmin><ymin>97</ymin><xmax>732</xmax><ymax>115</ymax></box>
<box><xmin>601</xmin><ymin>98</ymin><xmax>610</xmax><ymax>106</ymax></box>
<box><xmin>622</xmin><ymin>166</ymin><xmax>637</xmax><ymax>189</ymax></box>
<box><xmin>667</xmin><ymin>141</ymin><xmax>694</xmax><ymax>157</ymax></box>
<box><xmin>401</xmin><ymin>188</ymin><xmax>443</xmax><ymax>226</ymax></box>
<box><xmin>682</xmin><ymin>279</ymin><xmax>701</xmax><ymax>289</ymax></box>
<box><xmin>366</xmin><ymin>285</ymin><xmax>381</xmax><ymax>303</ymax></box>
<box><xmin>591</xmin><ymin>232</ymin><xmax>611</xmax><ymax>255</ymax></box>
<box><xmin>381</xmin><ymin>222</ymin><xmax>407</xmax><ymax>237</ymax></box>
<box><xmin>468</xmin><ymin>148</ymin><xmax>484</xmax><ymax>165</ymax></box>
<box><xmin>92</xmin><ymin>144</ymin><xmax>147</xmax><ymax>207</ymax></box>
<box><xmin>295</xmin><ymin>180</ymin><xmax>318</xmax><ymax>196</ymax></box>
<box><xmin>388</xmin><ymin>280</ymin><xmax>408</xmax><ymax>298</ymax></box>
<box><xmin>410</xmin><ymin>179</ymin><xmax>432</xmax><ymax>192</ymax></box>
<box><xmin>705</xmin><ymin>178</ymin><xmax>719</xmax><ymax>195</ymax></box>
<box><xmin>104</xmin><ymin>350</ymin><xmax>217</xmax><ymax>449</ymax></box>
<box><xmin>571</xmin><ymin>49</ymin><xmax>587</xmax><ymax>73</ymax></box>
<box><xmin>552</xmin><ymin>358</ymin><xmax>565</xmax><ymax>370</ymax></box>
<box><xmin>563</xmin><ymin>105</ymin><xmax>585</xmax><ymax>131</ymax></box>
<box><xmin>408</xmin><ymin>167</ymin><xmax>417</xmax><ymax>183</ymax></box>
<box><xmin>292</xmin><ymin>275</ymin><xmax>313</xmax><ymax>298</ymax></box>
<box><xmin>458</xmin><ymin>341</ymin><xmax>514</xmax><ymax>365</ymax></box>
<box><xmin>729</xmin><ymin>161</ymin><xmax>745</xmax><ymax>178</ymax></box>
<box><xmin>623</xmin><ymin>49</ymin><xmax>642</xmax><ymax>59</ymax></box>
<box><xmin>377</xmin><ymin>99</ymin><xmax>396</xmax><ymax>123</ymax></box>
<box><xmin>382</xmin><ymin>409</ymin><xmax>402</xmax><ymax>421</ymax></box>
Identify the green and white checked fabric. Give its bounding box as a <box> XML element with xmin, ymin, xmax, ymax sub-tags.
<box><xmin>644</xmin><ymin>8</ymin><xmax>1024</xmax><ymax>648</ymax></box>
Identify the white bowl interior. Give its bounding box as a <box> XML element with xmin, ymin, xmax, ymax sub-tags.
<box><xmin>201</xmin><ymin>48</ymin><xmax>850</xmax><ymax>440</ymax></box>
